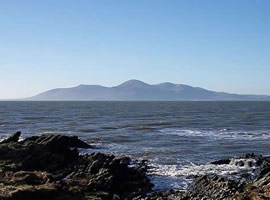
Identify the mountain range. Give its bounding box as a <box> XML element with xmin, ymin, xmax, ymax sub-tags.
<box><xmin>26</xmin><ymin>79</ymin><xmax>270</xmax><ymax>101</ymax></box>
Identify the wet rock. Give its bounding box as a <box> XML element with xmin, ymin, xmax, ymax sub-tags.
<box><xmin>147</xmin><ymin>153</ymin><xmax>270</xmax><ymax>200</ymax></box>
<box><xmin>0</xmin><ymin>131</ymin><xmax>21</xmax><ymax>144</ymax></box>
<box><xmin>256</xmin><ymin>161</ymin><xmax>270</xmax><ymax>180</ymax></box>
<box><xmin>210</xmin><ymin>158</ymin><xmax>231</xmax><ymax>165</ymax></box>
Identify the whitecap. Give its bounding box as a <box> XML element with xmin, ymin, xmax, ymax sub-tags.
<box><xmin>159</xmin><ymin>128</ymin><xmax>270</xmax><ymax>140</ymax></box>
<box><xmin>148</xmin><ymin>157</ymin><xmax>259</xmax><ymax>191</ymax></box>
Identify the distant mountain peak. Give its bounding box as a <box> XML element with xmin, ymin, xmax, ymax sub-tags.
<box><xmin>117</xmin><ymin>79</ymin><xmax>151</xmax><ymax>87</ymax></box>
<box><xmin>157</xmin><ymin>82</ymin><xmax>175</xmax><ymax>86</ymax></box>
<box><xmin>76</xmin><ymin>84</ymin><xmax>87</xmax><ymax>87</ymax></box>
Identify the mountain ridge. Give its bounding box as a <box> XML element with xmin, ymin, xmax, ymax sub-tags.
<box><xmin>26</xmin><ymin>79</ymin><xmax>270</xmax><ymax>101</ymax></box>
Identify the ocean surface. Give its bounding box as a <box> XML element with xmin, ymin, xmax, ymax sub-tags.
<box><xmin>0</xmin><ymin>101</ymin><xmax>269</xmax><ymax>190</ymax></box>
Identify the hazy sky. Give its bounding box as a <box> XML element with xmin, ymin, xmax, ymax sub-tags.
<box><xmin>0</xmin><ymin>0</ymin><xmax>270</xmax><ymax>98</ymax></box>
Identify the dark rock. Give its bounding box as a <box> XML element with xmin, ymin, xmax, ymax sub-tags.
<box><xmin>0</xmin><ymin>132</ymin><xmax>153</xmax><ymax>200</ymax></box>
<box><xmin>0</xmin><ymin>131</ymin><xmax>21</xmax><ymax>144</ymax></box>
<box><xmin>67</xmin><ymin>152</ymin><xmax>153</xmax><ymax>198</ymax></box>
<box><xmin>23</xmin><ymin>133</ymin><xmax>91</xmax><ymax>150</ymax></box>
<box><xmin>256</xmin><ymin>161</ymin><xmax>270</xmax><ymax>180</ymax></box>
<box><xmin>210</xmin><ymin>158</ymin><xmax>231</xmax><ymax>165</ymax></box>
<box><xmin>10</xmin><ymin>171</ymin><xmax>51</xmax><ymax>185</ymax></box>
<box><xmin>184</xmin><ymin>175</ymin><xmax>245</xmax><ymax>199</ymax></box>
<box><xmin>236</xmin><ymin>160</ymin><xmax>245</xmax><ymax>167</ymax></box>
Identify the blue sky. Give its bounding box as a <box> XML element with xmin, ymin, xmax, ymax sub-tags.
<box><xmin>0</xmin><ymin>0</ymin><xmax>270</xmax><ymax>98</ymax></box>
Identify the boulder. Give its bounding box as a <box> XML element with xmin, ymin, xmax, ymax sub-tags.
<box><xmin>0</xmin><ymin>131</ymin><xmax>21</xmax><ymax>144</ymax></box>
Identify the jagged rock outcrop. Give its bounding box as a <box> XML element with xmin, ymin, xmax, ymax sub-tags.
<box><xmin>0</xmin><ymin>131</ymin><xmax>21</xmax><ymax>144</ymax></box>
<box><xmin>0</xmin><ymin>132</ymin><xmax>153</xmax><ymax>200</ymax></box>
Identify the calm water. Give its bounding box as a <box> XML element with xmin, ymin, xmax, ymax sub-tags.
<box><xmin>0</xmin><ymin>101</ymin><xmax>269</xmax><ymax>190</ymax></box>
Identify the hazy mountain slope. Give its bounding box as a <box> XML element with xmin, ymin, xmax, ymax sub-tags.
<box><xmin>27</xmin><ymin>79</ymin><xmax>270</xmax><ymax>101</ymax></box>
<box><xmin>31</xmin><ymin>85</ymin><xmax>109</xmax><ymax>100</ymax></box>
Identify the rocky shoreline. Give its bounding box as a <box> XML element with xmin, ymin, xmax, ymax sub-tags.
<box><xmin>0</xmin><ymin>132</ymin><xmax>269</xmax><ymax>200</ymax></box>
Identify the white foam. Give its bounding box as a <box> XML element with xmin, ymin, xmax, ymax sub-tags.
<box><xmin>149</xmin><ymin>158</ymin><xmax>259</xmax><ymax>191</ymax></box>
<box><xmin>159</xmin><ymin>128</ymin><xmax>270</xmax><ymax>140</ymax></box>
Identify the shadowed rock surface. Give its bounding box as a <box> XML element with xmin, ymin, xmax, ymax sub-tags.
<box><xmin>0</xmin><ymin>131</ymin><xmax>21</xmax><ymax>144</ymax></box>
<box><xmin>0</xmin><ymin>132</ymin><xmax>153</xmax><ymax>200</ymax></box>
